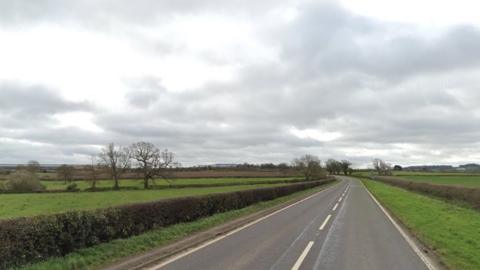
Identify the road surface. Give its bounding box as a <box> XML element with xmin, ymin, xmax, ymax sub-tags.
<box><xmin>148</xmin><ymin>177</ymin><xmax>431</xmax><ymax>270</ymax></box>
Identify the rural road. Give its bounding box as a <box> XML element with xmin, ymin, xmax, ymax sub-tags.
<box><xmin>147</xmin><ymin>177</ymin><xmax>432</xmax><ymax>270</ymax></box>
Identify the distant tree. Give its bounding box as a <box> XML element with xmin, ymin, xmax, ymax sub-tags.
<box><xmin>5</xmin><ymin>170</ymin><xmax>44</xmax><ymax>192</ymax></box>
<box><xmin>292</xmin><ymin>154</ymin><xmax>325</xmax><ymax>180</ymax></box>
<box><xmin>87</xmin><ymin>155</ymin><xmax>100</xmax><ymax>189</ymax></box>
<box><xmin>15</xmin><ymin>164</ymin><xmax>25</xmax><ymax>172</ymax></box>
<box><xmin>26</xmin><ymin>160</ymin><xmax>40</xmax><ymax>173</ymax></box>
<box><xmin>99</xmin><ymin>143</ymin><xmax>131</xmax><ymax>190</ymax></box>
<box><xmin>277</xmin><ymin>163</ymin><xmax>290</xmax><ymax>169</ymax></box>
<box><xmin>57</xmin><ymin>164</ymin><xmax>74</xmax><ymax>184</ymax></box>
<box><xmin>326</xmin><ymin>159</ymin><xmax>342</xmax><ymax>175</ymax></box>
<box><xmin>372</xmin><ymin>159</ymin><xmax>392</xmax><ymax>176</ymax></box>
<box><xmin>340</xmin><ymin>160</ymin><xmax>352</xmax><ymax>175</ymax></box>
<box><xmin>260</xmin><ymin>163</ymin><xmax>276</xmax><ymax>169</ymax></box>
<box><xmin>130</xmin><ymin>142</ymin><xmax>169</xmax><ymax>189</ymax></box>
<box><xmin>393</xmin><ymin>165</ymin><xmax>403</xmax><ymax>171</ymax></box>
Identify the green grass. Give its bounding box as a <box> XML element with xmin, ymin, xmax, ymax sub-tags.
<box><xmin>399</xmin><ymin>175</ymin><xmax>480</xmax><ymax>188</ymax></box>
<box><xmin>363</xmin><ymin>179</ymin><xmax>480</xmax><ymax>270</ymax></box>
<box><xmin>18</xmin><ymin>183</ymin><xmax>334</xmax><ymax>270</ymax></box>
<box><xmin>0</xmin><ymin>184</ymin><xmax>286</xmax><ymax>219</ymax></box>
<box><xmin>35</xmin><ymin>177</ymin><xmax>299</xmax><ymax>191</ymax></box>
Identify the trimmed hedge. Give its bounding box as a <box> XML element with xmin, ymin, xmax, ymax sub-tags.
<box><xmin>150</xmin><ymin>178</ymin><xmax>323</xmax><ymax>190</ymax></box>
<box><xmin>0</xmin><ymin>179</ymin><xmax>334</xmax><ymax>269</ymax></box>
<box><xmin>372</xmin><ymin>176</ymin><xmax>480</xmax><ymax>209</ymax></box>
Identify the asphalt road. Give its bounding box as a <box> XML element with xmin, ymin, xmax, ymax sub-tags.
<box><xmin>148</xmin><ymin>177</ymin><xmax>431</xmax><ymax>270</ymax></box>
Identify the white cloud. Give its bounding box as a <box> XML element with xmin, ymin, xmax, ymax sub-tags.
<box><xmin>1</xmin><ymin>0</ymin><xmax>480</xmax><ymax>167</ymax></box>
<box><xmin>290</xmin><ymin>127</ymin><xmax>342</xmax><ymax>142</ymax></box>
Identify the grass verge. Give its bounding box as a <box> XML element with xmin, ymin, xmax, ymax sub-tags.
<box><xmin>18</xmin><ymin>182</ymin><xmax>336</xmax><ymax>270</ymax></box>
<box><xmin>363</xmin><ymin>179</ymin><xmax>480</xmax><ymax>270</ymax></box>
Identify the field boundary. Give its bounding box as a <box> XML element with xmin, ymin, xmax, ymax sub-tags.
<box><xmin>102</xmin><ymin>181</ymin><xmax>340</xmax><ymax>270</ymax></box>
<box><xmin>0</xmin><ymin>177</ymin><xmax>332</xmax><ymax>194</ymax></box>
<box><xmin>371</xmin><ymin>176</ymin><xmax>480</xmax><ymax>209</ymax></box>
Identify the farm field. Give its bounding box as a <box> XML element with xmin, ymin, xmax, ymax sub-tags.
<box><xmin>0</xmin><ymin>177</ymin><xmax>300</xmax><ymax>191</ymax></box>
<box><xmin>353</xmin><ymin>171</ymin><xmax>480</xmax><ymax>187</ymax></box>
<box><xmin>399</xmin><ymin>175</ymin><xmax>480</xmax><ymax>188</ymax></box>
<box><xmin>363</xmin><ymin>179</ymin><xmax>480</xmax><ymax>270</ymax></box>
<box><xmin>0</xmin><ymin>183</ymin><xmax>286</xmax><ymax>219</ymax></box>
<box><xmin>47</xmin><ymin>177</ymin><xmax>298</xmax><ymax>190</ymax></box>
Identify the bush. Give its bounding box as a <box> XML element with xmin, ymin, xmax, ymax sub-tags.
<box><xmin>4</xmin><ymin>171</ymin><xmax>45</xmax><ymax>192</ymax></box>
<box><xmin>66</xmin><ymin>183</ymin><xmax>79</xmax><ymax>192</ymax></box>
<box><xmin>372</xmin><ymin>176</ymin><xmax>480</xmax><ymax>209</ymax></box>
<box><xmin>0</xmin><ymin>179</ymin><xmax>334</xmax><ymax>269</ymax></box>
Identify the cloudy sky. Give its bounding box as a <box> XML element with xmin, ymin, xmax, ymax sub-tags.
<box><xmin>1</xmin><ymin>0</ymin><xmax>480</xmax><ymax>167</ymax></box>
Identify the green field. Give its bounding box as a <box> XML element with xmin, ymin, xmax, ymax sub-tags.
<box><xmin>0</xmin><ymin>177</ymin><xmax>298</xmax><ymax>191</ymax></box>
<box><xmin>363</xmin><ymin>179</ymin><xmax>480</xmax><ymax>270</ymax></box>
<box><xmin>0</xmin><ymin>183</ymin><xmax>286</xmax><ymax>219</ymax></box>
<box><xmin>398</xmin><ymin>175</ymin><xmax>480</xmax><ymax>188</ymax></box>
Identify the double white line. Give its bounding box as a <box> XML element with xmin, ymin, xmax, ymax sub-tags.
<box><xmin>291</xmin><ymin>185</ymin><xmax>349</xmax><ymax>270</ymax></box>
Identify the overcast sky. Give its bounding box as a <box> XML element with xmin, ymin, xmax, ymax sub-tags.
<box><xmin>1</xmin><ymin>0</ymin><xmax>480</xmax><ymax>167</ymax></box>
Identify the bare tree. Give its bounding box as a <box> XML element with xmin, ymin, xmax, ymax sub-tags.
<box><xmin>57</xmin><ymin>164</ymin><xmax>74</xmax><ymax>184</ymax></box>
<box><xmin>340</xmin><ymin>160</ymin><xmax>352</xmax><ymax>175</ymax></box>
<box><xmin>87</xmin><ymin>154</ymin><xmax>100</xmax><ymax>189</ymax></box>
<box><xmin>372</xmin><ymin>158</ymin><xmax>392</xmax><ymax>176</ymax></box>
<box><xmin>130</xmin><ymin>142</ymin><xmax>177</xmax><ymax>189</ymax></box>
<box><xmin>26</xmin><ymin>160</ymin><xmax>40</xmax><ymax>173</ymax></box>
<box><xmin>131</xmin><ymin>142</ymin><xmax>159</xmax><ymax>189</ymax></box>
<box><xmin>292</xmin><ymin>154</ymin><xmax>325</xmax><ymax>181</ymax></box>
<box><xmin>99</xmin><ymin>143</ymin><xmax>131</xmax><ymax>190</ymax></box>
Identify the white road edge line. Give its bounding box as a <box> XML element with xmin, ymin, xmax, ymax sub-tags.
<box><xmin>365</xmin><ymin>188</ymin><xmax>437</xmax><ymax>270</ymax></box>
<box><xmin>147</xmin><ymin>183</ymin><xmax>344</xmax><ymax>270</ymax></box>
<box><xmin>318</xmin><ymin>214</ymin><xmax>332</xmax><ymax>230</ymax></box>
<box><xmin>291</xmin><ymin>241</ymin><xmax>315</xmax><ymax>270</ymax></box>
<box><xmin>332</xmin><ymin>203</ymin><xmax>339</xmax><ymax>211</ymax></box>
<box><xmin>338</xmin><ymin>197</ymin><xmax>343</xmax><ymax>202</ymax></box>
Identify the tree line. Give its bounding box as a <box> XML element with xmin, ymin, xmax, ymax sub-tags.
<box><xmin>325</xmin><ymin>159</ymin><xmax>353</xmax><ymax>175</ymax></box>
<box><xmin>292</xmin><ymin>155</ymin><xmax>354</xmax><ymax>178</ymax></box>
<box><xmin>12</xmin><ymin>142</ymin><xmax>178</xmax><ymax>191</ymax></box>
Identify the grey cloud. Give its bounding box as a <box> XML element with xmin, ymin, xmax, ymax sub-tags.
<box><xmin>0</xmin><ymin>82</ymin><xmax>93</xmax><ymax>132</ymax></box>
<box><xmin>3</xmin><ymin>2</ymin><xmax>480</xmax><ymax>166</ymax></box>
<box><xmin>279</xmin><ymin>4</ymin><xmax>480</xmax><ymax>81</ymax></box>
<box><xmin>0</xmin><ymin>82</ymin><xmax>91</xmax><ymax>115</ymax></box>
<box><xmin>0</xmin><ymin>0</ymin><xmax>293</xmax><ymax>29</ymax></box>
<box><xmin>125</xmin><ymin>77</ymin><xmax>167</xmax><ymax>108</ymax></box>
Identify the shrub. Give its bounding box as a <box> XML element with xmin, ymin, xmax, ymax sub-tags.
<box><xmin>66</xmin><ymin>183</ymin><xmax>79</xmax><ymax>192</ymax></box>
<box><xmin>0</xmin><ymin>179</ymin><xmax>334</xmax><ymax>269</ymax></box>
<box><xmin>372</xmin><ymin>176</ymin><xmax>480</xmax><ymax>209</ymax></box>
<box><xmin>4</xmin><ymin>171</ymin><xmax>45</xmax><ymax>192</ymax></box>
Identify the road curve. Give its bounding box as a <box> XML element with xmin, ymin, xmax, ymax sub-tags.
<box><xmin>147</xmin><ymin>177</ymin><xmax>430</xmax><ymax>270</ymax></box>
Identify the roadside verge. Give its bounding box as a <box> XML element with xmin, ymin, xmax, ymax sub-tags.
<box><xmin>360</xmin><ymin>178</ymin><xmax>456</xmax><ymax>270</ymax></box>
